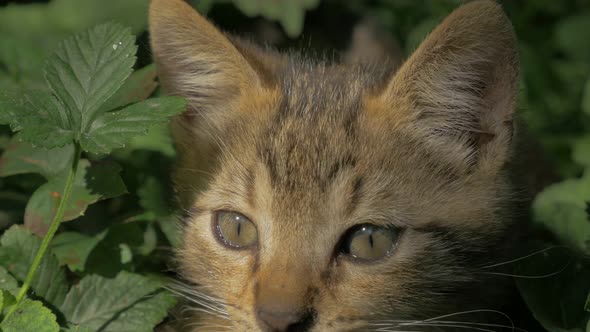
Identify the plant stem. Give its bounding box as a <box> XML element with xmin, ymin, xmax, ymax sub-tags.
<box><xmin>2</xmin><ymin>143</ymin><xmax>81</xmax><ymax>323</ymax></box>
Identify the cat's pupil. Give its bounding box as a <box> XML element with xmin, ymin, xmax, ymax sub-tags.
<box><xmin>214</xmin><ymin>211</ymin><xmax>258</xmax><ymax>249</ymax></box>
<box><xmin>341</xmin><ymin>224</ymin><xmax>400</xmax><ymax>262</ymax></box>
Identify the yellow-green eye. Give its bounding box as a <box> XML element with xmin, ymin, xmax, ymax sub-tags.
<box><xmin>214</xmin><ymin>211</ymin><xmax>258</xmax><ymax>249</ymax></box>
<box><xmin>341</xmin><ymin>224</ymin><xmax>400</xmax><ymax>261</ymax></box>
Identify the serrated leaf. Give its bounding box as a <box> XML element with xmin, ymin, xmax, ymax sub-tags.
<box><xmin>44</xmin><ymin>23</ymin><xmax>137</xmax><ymax>136</ymax></box>
<box><xmin>99</xmin><ymin>289</ymin><xmax>176</xmax><ymax>332</ymax></box>
<box><xmin>50</xmin><ymin>231</ymin><xmax>107</xmax><ymax>272</ymax></box>
<box><xmin>80</xmin><ymin>96</ymin><xmax>186</xmax><ymax>154</ymax></box>
<box><xmin>533</xmin><ymin>174</ymin><xmax>590</xmax><ymax>254</ymax></box>
<box><xmin>59</xmin><ymin>271</ymin><xmax>176</xmax><ymax>331</ymax></box>
<box><xmin>24</xmin><ymin>160</ymin><xmax>127</xmax><ymax>236</ymax></box>
<box><xmin>0</xmin><ymin>90</ymin><xmax>74</xmax><ymax>148</ymax></box>
<box><xmin>0</xmin><ymin>138</ymin><xmax>74</xmax><ymax>178</ymax></box>
<box><xmin>100</xmin><ymin>64</ymin><xmax>158</xmax><ymax>112</ymax></box>
<box><xmin>0</xmin><ymin>226</ymin><xmax>68</xmax><ymax>308</ymax></box>
<box><xmin>1</xmin><ymin>299</ymin><xmax>59</xmax><ymax>332</ymax></box>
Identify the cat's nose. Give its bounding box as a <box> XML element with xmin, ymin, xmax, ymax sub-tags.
<box><xmin>256</xmin><ymin>308</ymin><xmax>313</xmax><ymax>332</ymax></box>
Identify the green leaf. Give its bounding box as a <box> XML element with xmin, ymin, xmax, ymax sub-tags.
<box><xmin>1</xmin><ymin>299</ymin><xmax>59</xmax><ymax>332</ymax></box>
<box><xmin>586</xmin><ymin>292</ymin><xmax>590</xmax><ymax>313</ymax></box>
<box><xmin>97</xmin><ymin>289</ymin><xmax>176</xmax><ymax>332</ymax></box>
<box><xmin>80</xmin><ymin>96</ymin><xmax>186</xmax><ymax>154</ymax></box>
<box><xmin>59</xmin><ymin>271</ymin><xmax>176</xmax><ymax>332</ymax></box>
<box><xmin>0</xmin><ymin>226</ymin><xmax>68</xmax><ymax>307</ymax></box>
<box><xmin>44</xmin><ymin>23</ymin><xmax>137</xmax><ymax>136</ymax></box>
<box><xmin>0</xmin><ymin>138</ymin><xmax>74</xmax><ymax>178</ymax></box>
<box><xmin>100</xmin><ymin>64</ymin><xmax>158</xmax><ymax>112</ymax></box>
<box><xmin>124</xmin><ymin>123</ymin><xmax>176</xmax><ymax>157</ymax></box>
<box><xmin>0</xmin><ymin>266</ymin><xmax>19</xmax><ymax>296</ymax></box>
<box><xmin>50</xmin><ymin>231</ymin><xmax>107</xmax><ymax>272</ymax></box>
<box><xmin>533</xmin><ymin>174</ymin><xmax>590</xmax><ymax>254</ymax></box>
<box><xmin>24</xmin><ymin>160</ymin><xmax>127</xmax><ymax>236</ymax></box>
<box><xmin>0</xmin><ymin>90</ymin><xmax>75</xmax><ymax>149</ymax></box>
<box><xmin>516</xmin><ymin>245</ymin><xmax>590</xmax><ymax>332</ymax></box>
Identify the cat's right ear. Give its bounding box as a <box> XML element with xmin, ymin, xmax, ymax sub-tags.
<box><xmin>149</xmin><ymin>0</ymin><xmax>279</xmax><ymax>135</ymax></box>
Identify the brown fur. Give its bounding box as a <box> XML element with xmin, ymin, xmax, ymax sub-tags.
<box><xmin>149</xmin><ymin>0</ymin><xmax>530</xmax><ymax>331</ymax></box>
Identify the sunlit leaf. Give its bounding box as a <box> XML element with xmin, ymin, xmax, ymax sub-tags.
<box><xmin>59</xmin><ymin>271</ymin><xmax>176</xmax><ymax>332</ymax></box>
<box><xmin>44</xmin><ymin>23</ymin><xmax>137</xmax><ymax>135</ymax></box>
<box><xmin>0</xmin><ymin>299</ymin><xmax>59</xmax><ymax>332</ymax></box>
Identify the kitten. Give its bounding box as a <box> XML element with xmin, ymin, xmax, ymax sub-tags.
<box><xmin>149</xmin><ymin>0</ymin><xmax>533</xmax><ymax>331</ymax></box>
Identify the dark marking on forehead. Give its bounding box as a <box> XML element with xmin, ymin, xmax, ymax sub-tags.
<box><xmin>256</xmin><ymin>58</ymin><xmax>385</xmax><ymax>193</ymax></box>
<box><xmin>327</xmin><ymin>154</ymin><xmax>357</xmax><ymax>181</ymax></box>
<box><xmin>347</xmin><ymin>177</ymin><xmax>363</xmax><ymax>216</ymax></box>
<box><xmin>245</xmin><ymin>167</ymin><xmax>257</xmax><ymax>209</ymax></box>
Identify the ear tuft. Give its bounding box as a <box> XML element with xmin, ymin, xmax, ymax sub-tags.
<box><xmin>382</xmin><ymin>0</ymin><xmax>519</xmax><ymax>173</ymax></box>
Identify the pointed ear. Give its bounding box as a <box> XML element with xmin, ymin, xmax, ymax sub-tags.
<box><xmin>379</xmin><ymin>0</ymin><xmax>519</xmax><ymax>174</ymax></box>
<box><xmin>148</xmin><ymin>0</ymin><xmax>281</xmax><ymax>133</ymax></box>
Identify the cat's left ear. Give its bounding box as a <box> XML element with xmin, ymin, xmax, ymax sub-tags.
<box><xmin>376</xmin><ymin>0</ymin><xmax>519</xmax><ymax>174</ymax></box>
<box><xmin>149</xmin><ymin>0</ymin><xmax>283</xmax><ymax>132</ymax></box>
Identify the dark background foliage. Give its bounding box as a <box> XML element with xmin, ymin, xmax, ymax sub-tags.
<box><xmin>0</xmin><ymin>0</ymin><xmax>589</xmax><ymax>331</ymax></box>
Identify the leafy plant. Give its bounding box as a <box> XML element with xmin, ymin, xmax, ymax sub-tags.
<box><xmin>0</xmin><ymin>21</ymin><xmax>185</xmax><ymax>331</ymax></box>
<box><xmin>1</xmin><ymin>0</ymin><xmax>590</xmax><ymax>331</ymax></box>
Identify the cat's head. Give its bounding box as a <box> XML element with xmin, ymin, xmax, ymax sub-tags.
<box><xmin>149</xmin><ymin>0</ymin><xmax>520</xmax><ymax>331</ymax></box>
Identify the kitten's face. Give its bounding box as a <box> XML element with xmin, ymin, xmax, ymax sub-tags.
<box><xmin>149</xmin><ymin>0</ymin><xmax>520</xmax><ymax>331</ymax></box>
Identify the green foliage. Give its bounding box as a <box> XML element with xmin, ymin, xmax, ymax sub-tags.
<box><xmin>2</xmin><ymin>299</ymin><xmax>60</xmax><ymax>332</ymax></box>
<box><xmin>191</xmin><ymin>0</ymin><xmax>320</xmax><ymax>37</ymax></box>
<box><xmin>59</xmin><ymin>271</ymin><xmax>175</xmax><ymax>331</ymax></box>
<box><xmin>1</xmin><ymin>0</ymin><xmax>590</xmax><ymax>331</ymax></box>
<box><xmin>0</xmin><ymin>8</ymin><xmax>183</xmax><ymax>329</ymax></box>
<box><xmin>534</xmin><ymin>175</ymin><xmax>590</xmax><ymax>254</ymax></box>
